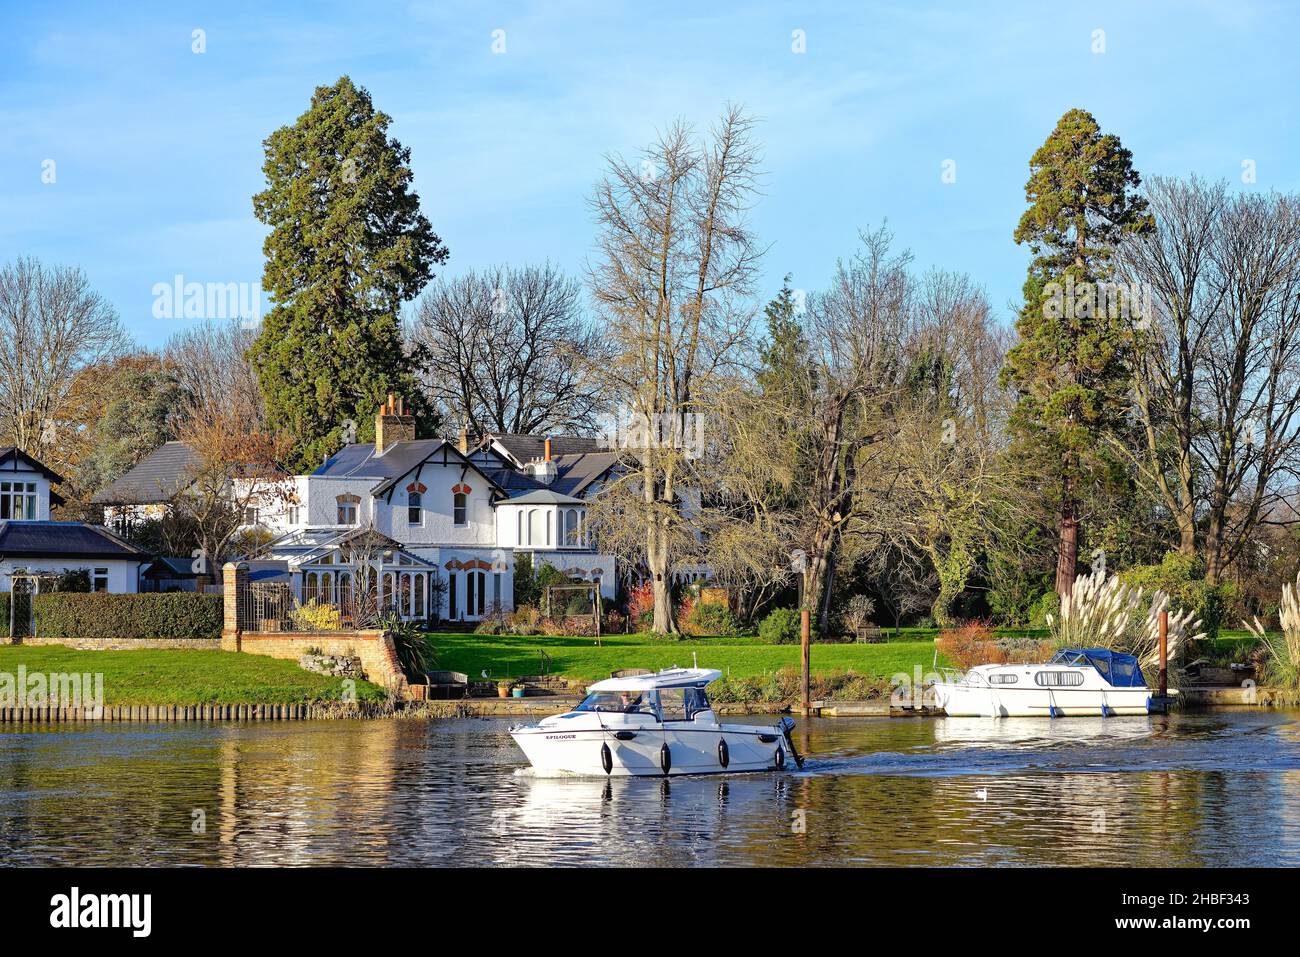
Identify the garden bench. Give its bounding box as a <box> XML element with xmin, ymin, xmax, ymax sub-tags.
<box><xmin>425</xmin><ymin>670</ymin><xmax>469</xmax><ymax>699</ymax></box>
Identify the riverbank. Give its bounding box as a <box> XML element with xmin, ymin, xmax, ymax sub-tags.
<box><xmin>428</xmin><ymin>630</ymin><xmax>947</xmax><ymax>683</ymax></box>
<box><xmin>0</xmin><ymin>645</ymin><xmax>384</xmax><ymax>706</ymax></box>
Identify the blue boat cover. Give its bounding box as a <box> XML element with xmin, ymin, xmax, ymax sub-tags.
<box><xmin>1050</xmin><ymin>648</ymin><xmax>1147</xmax><ymax>688</ymax></box>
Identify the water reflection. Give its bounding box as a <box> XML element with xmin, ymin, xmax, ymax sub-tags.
<box><xmin>2</xmin><ymin>711</ymin><xmax>1299</xmax><ymax>866</ymax></box>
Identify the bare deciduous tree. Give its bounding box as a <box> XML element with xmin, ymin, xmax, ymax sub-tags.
<box><xmin>586</xmin><ymin>106</ymin><xmax>763</xmax><ymax>633</ymax></box>
<box><xmin>410</xmin><ymin>263</ymin><xmax>605</xmax><ymax>436</ymax></box>
<box><xmin>1117</xmin><ymin>177</ymin><xmax>1300</xmax><ymax>582</ymax></box>
<box><xmin>0</xmin><ymin>257</ymin><xmax>130</xmax><ymax>467</ymax></box>
<box><xmin>163</xmin><ymin>318</ymin><xmax>264</xmax><ymax>424</ymax></box>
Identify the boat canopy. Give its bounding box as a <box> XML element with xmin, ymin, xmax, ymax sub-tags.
<box><xmin>1050</xmin><ymin>648</ymin><xmax>1147</xmax><ymax>688</ymax></box>
<box><xmin>587</xmin><ymin>668</ymin><xmax>722</xmax><ymax>693</ymax></box>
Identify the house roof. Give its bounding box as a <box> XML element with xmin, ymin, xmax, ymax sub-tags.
<box><xmin>92</xmin><ymin>441</ymin><xmax>202</xmax><ymax>504</ymax></box>
<box><xmin>488</xmin><ymin>434</ymin><xmax>606</xmax><ymax>467</ymax></box>
<box><xmin>256</xmin><ymin>526</ymin><xmax>439</xmax><ymax>568</ymax></box>
<box><xmin>1</xmin><ymin>446</ymin><xmax>66</xmax><ymax>506</ymax></box>
<box><xmin>501</xmin><ymin>489</ymin><xmax>587</xmax><ymax>506</ymax></box>
<box><xmin>550</xmin><ymin>452</ymin><xmax>620</xmax><ymax>497</ymax></box>
<box><xmin>141</xmin><ymin>556</ymin><xmax>198</xmax><ymax>578</ymax></box>
<box><xmin>0</xmin><ymin>521</ymin><xmax>149</xmax><ymax>561</ymax></box>
<box><xmin>315</xmin><ymin>439</ymin><xmax>505</xmax><ymax>498</ymax></box>
<box><xmin>0</xmin><ymin>446</ymin><xmax>64</xmax><ymax>484</ymax></box>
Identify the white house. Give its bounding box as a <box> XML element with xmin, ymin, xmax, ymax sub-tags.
<box><xmin>99</xmin><ymin>398</ymin><xmax>622</xmax><ymax>622</ymax></box>
<box><xmin>0</xmin><ymin>447</ymin><xmax>148</xmax><ymax>594</ymax></box>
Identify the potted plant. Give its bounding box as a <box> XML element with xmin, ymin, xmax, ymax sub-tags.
<box><xmin>512</xmin><ymin>682</ymin><xmax>527</xmax><ymax>698</ymax></box>
<box><xmin>497</xmin><ymin>679</ymin><xmax>514</xmax><ymax>699</ymax></box>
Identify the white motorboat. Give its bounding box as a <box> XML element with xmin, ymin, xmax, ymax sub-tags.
<box><xmin>509</xmin><ymin>667</ymin><xmax>801</xmax><ymax>776</ymax></box>
<box><xmin>930</xmin><ymin>647</ymin><xmax>1152</xmax><ymax>718</ymax></box>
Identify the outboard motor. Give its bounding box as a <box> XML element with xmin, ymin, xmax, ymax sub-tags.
<box><xmin>778</xmin><ymin>716</ymin><xmax>804</xmax><ymax>769</ymax></box>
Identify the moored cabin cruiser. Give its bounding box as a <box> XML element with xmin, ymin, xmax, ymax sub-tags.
<box><xmin>509</xmin><ymin>668</ymin><xmax>801</xmax><ymax>776</ymax></box>
<box><xmin>930</xmin><ymin>648</ymin><xmax>1152</xmax><ymax>717</ymax></box>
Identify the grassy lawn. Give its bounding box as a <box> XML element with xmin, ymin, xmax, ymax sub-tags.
<box><xmin>429</xmin><ymin>631</ymin><xmax>948</xmax><ymax>684</ymax></box>
<box><xmin>0</xmin><ymin>646</ymin><xmax>384</xmax><ymax>705</ymax></box>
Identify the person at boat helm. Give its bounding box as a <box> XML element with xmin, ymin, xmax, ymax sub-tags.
<box><xmin>619</xmin><ymin>691</ymin><xmax>643</xmax><ymax>713</ymax></box>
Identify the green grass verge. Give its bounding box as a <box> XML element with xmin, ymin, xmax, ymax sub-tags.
<box><xmin>0</xmin><ymin>646</ymin><xmax>385</xmax><ymax>705</ymax></box>
<box><xmin>428</xmin><ymin>631</ymin><xmax>948</xmax><ymax>684</ymax></box>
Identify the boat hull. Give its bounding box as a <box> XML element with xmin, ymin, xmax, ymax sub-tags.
<box><xmin>932</xmin><ymin>682</ymin><xmax>1149</xmax><ymax>717</ymax></box>
<box><xmin>511</xmin><ymin>724</ymin><xmax>790</xmax><ymax>776</ymax></box>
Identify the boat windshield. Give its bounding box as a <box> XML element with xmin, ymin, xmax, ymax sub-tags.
<box><xmin>574</xmin><ymin>690</ymin><xmax>658</xmax><ymax>716</ymax></box>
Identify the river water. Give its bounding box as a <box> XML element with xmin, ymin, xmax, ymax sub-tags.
<box><xmin>2</xmin><ymin>710</ymin><xmax>1298</xmax><ymax>866</ymax></box>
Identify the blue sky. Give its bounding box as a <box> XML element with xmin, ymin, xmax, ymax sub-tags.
<box><xmin>2</xmin><ymin>0</ymin><xmax>1296</xmax><ymax>347</ymax></box>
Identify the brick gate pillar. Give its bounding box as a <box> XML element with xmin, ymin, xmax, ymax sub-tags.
<box><xmin>221</xmin><ymin>562</ymin><xmax>249</xmax><ymax>651</ymax></box>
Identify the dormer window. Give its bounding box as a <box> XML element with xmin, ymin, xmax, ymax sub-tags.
<box><xmin>336</xmin><ymin>494</ymin><xmax>360</xmax><ymax>525</ymax></box>
<box><xmin>0</xmin><ymin>481</ymin><xmax>38</xmax><ymax>520</ymax></box>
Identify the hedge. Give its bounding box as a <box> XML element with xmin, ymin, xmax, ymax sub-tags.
<box><xmin>32</xmin><ymin>592</ymin><xmax>223</xmax><ymax>641</ymax></box>
<box><xmin>0</xmin><ymin>592</ymin><xmax>8</xmax><ymax>631</ymax></box>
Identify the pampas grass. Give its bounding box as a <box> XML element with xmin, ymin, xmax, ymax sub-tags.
<box><xmin>1243</xmin><ymin>571</ymin><xmax>1300</xmax><ymax>689</ymax></box>
<box><xmin>1048</xmin><ymin>569</ymin><xmax>1205</xmax><ymax>676</ymax></box>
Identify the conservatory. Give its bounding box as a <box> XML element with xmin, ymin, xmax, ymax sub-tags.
<box><xmin>254</xmin><ymin>527</ymin><xmax>442</xmax><ymax>622</ymax></box>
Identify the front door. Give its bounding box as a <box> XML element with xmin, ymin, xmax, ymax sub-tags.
<box><xmin>464</xmin><ymin>570</ymin><xmax>486</xmax><ymax>620</ymax></box>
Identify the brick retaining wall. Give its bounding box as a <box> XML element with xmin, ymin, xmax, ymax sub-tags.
<box><xmin>18</xmin><ymin>636</ymin><xmax>222</xmax><ymax>651</ymax></box>
<box><xmin>226</xmin><ymin>629</ymin><xmax>408</xmax><ymax>695</ymax></box>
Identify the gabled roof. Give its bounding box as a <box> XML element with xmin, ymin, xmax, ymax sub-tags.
<box><xmin>91</xmin><ymin>441</ymin><xmax>201</xmax><ymax>505</ymax></box>
<box><xmin>314</xmin><ymin>439</ymin><xmax>505</xmax><ymax>499</ymax></box>
<box><xmin>141</xmin><ymin>556</ymin><xmax>199</xmax><ymax>578</ymax></box>
<box><xmin>0</xmin><ymin>521</ymin><xmax>148</xmax><ymax>560</ymax></box>
<box><xmin>1</xmin><ymin>446</ymin><xmax>66</xmax><ymax>506</ymax></box>
<box><xmin>257</xmin><ymin>526</ymin><xmax>438</xmax><ymax>568</ymax></box>
<box><xmin>487</xmin><ymin>434</ymin><xmax>606</xmax><ymax>467</ymax></box>
<box><xmin>0</xmin><ymin>446</ymin><xmax>64</xmax><ymax>484</ymax></box>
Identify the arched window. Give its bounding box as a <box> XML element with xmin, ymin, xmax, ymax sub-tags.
<box><xmin>529</xmin><ymin>508</ymin><xmax>544</xmax><ymax>547</ymax></box>
<box><xmin>564</xmin><ymin>508</ymin><xmax>579</xmax><ymax>547</ymax></box>
<box><xmin>453</xmin><ymin>491</ymin><xmax>467</xmax><ymax>526</ymax></box>
<box><xmin>413</xmin><ymin>574</ymin><xmax>425</xmax><ymax>619</ymax></box>
<box><xmin>408</xmin><ymin>490</ymin><xmax>422</xmax><ymax>526</ymax></box>
<box><xmin>517</xmin><ymin>509</ymin><xmax>524</xmax><ymax>545</ymax></box>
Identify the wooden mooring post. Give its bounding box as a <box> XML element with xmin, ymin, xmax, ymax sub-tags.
<box><xmin>1159</xmin><ymin>609</ymin><xmax>1168</xmax><ymax>699</ymax></box>
<box><xmin>800</xmin><ymin>608</ymin><xmax>811</xmax><ymax>715</ymax></box>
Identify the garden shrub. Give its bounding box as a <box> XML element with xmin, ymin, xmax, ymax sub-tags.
<box><xmin>507</xmin><ymin>604</ymin><xmax>542</xmax><ymax>635</ymax></box>
<box><xmin>1120</xmin><ymin>551</ymin><xmax>1235</xmax><ymax>638</ymax></box>
<box><xmin>291</xmin><ymin>598</ymin><xmax>343</xmax><ymax>631</ymax></box>
<box><xmin>758</xmin><ymin>607</ymin><xmax>815</xmax><ymax>644</ymax></box>
<box><xmin>683</xmin><ymin>601</ymin><xmax>742</xmax><ymax>637</ymax></box>
<box><xmin>31</xmin><ymin>592</ymin><xmax>223</xmax><ymax>640</ymax></box>
<box><xmin>627</xmin><ymin>581</ymin><xmax>654</xmax><ymax>629</ymax></box>
<box><xmin>936</xmin><ymin>621</ymin><xmax>1054</xmax><ymax>669</ymax></box>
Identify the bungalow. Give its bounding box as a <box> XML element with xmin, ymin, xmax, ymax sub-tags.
<box><xmin>0</xmin><ymin>447</ymin><xmax>148</xmax><ymax>594</ymax></box>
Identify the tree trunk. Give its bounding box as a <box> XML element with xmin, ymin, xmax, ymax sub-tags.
<box><xmin>1055</xmin><ymin>503</ymin><xmax>1079</xmax><ymax>597</ymax></box>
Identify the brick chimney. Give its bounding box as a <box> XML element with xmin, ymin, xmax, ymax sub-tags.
<box><xmin>375</xmin><ymin>393</ymin><xmax>415</xmax><ymax>455</ymax></box>
<box><xmin>457</xmin><ymin>426</ymin><xmax>469</xmax><ymax>454</ymax></box>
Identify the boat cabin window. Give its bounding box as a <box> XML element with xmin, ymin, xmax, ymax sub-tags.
<box><xmin>684</xmin><ymin>686</ymin><xmax>710</xmax><ymax>718</ymax></box>
<box><xmin>659</xmin><ymin>688</ymin><xmax>687</xmax><ymax>721</ymax></box>
<box><xmin>575</xmin><ymin>690</ymin><xmax>657</xmax><ymax>716</ymax></box>
<box><xmin>989</xmin><ymin>673</ymin><xmax>1018</xmax><ymax>685</ymax></box>
<box><xmin>1034</xmin><ymin>671</ymin><xmax>1084</xmax><ymax>687</ymax></box>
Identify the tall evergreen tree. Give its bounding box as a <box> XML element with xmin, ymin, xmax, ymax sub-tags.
<box><xmin>1001</xmin><ymin>108</ymin><xmax>1154</xmax><ymax>596</ymax></box>
<box><xmin>250</xmin><ymin>76</ymin><xmax>447</xmax><ymax>471</ymax></box>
